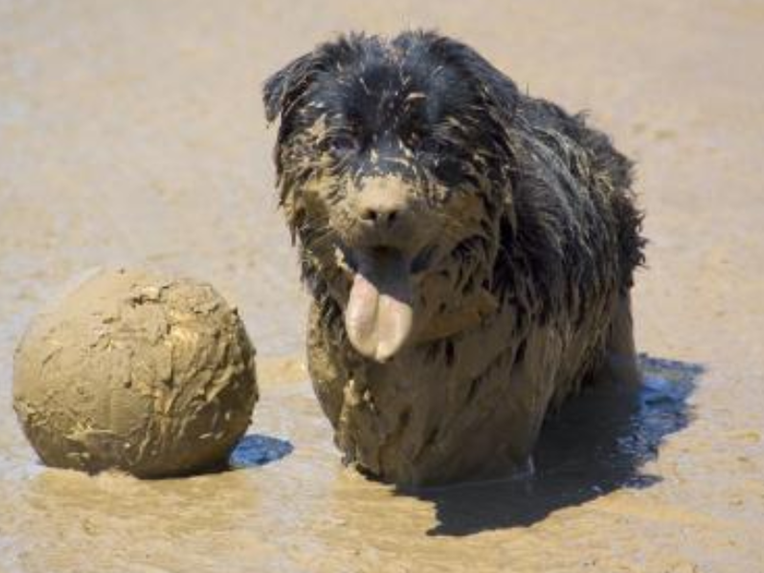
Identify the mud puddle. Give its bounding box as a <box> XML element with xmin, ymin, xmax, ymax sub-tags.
<box><xmin>0</xmin><ymin>356</ymin><xmax>704</xmax><ymax>573</ymax></box>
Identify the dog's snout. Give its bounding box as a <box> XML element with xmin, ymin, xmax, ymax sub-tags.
<box><xmin>356</xmin><ymin>178</ymin><xmax>410</xmax><ymax>229</ymax></box>
<box><xmin>359</xmin><ymin>202</ymin><xmax>400</xmax><ymax>227</ymax></box>
<box><xmin>345</xmin><ymin>176</ymin><xmax>422</xmax><ymax>250</ymax></box>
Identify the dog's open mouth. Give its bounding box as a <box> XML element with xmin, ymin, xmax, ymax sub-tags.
<box><xmin>344</xmin><ymin>247</ymin><xmax>414</xmax><ymax>362</ymax></box>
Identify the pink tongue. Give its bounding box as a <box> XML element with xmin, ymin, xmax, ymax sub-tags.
<box><xmin>345</xmin><ymin>251</ymin><xmax>414</xmax><ymax>362</ymax></box>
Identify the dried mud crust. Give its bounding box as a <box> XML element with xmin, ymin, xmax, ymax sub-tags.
<box><xmin>13</xmin><ymin>268</ymin><xmax>259</xmax><ymax>478</ymax></box>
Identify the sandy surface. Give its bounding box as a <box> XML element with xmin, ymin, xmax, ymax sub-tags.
<box><xmin>1</xmin><ymin>1</ymin><xmax>763</xmax><ymax>572</ymax></box>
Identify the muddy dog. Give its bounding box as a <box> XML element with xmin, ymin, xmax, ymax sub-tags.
<box><xmin>263</xmin><ymin>31</ymin><xmax>645</xmax><ymax>486</ymax></box>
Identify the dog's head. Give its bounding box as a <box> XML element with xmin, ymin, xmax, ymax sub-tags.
<box><xmin>264</xmin><ymin>31</ymin><xmax>519</xmax><ymax>361</ymax></box>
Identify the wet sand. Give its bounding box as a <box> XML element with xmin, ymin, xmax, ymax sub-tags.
<box><xmin>1</xmin><ymin>1</ymin><xmax>763</xmax><ymax>571</ymax></box>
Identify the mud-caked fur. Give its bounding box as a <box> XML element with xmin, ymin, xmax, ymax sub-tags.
<box><xmin>263</xmin><ymin>31</ymin><xmax>645</xmax><ymax>485</ymax></box>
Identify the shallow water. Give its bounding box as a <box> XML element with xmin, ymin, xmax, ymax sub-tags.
<box><xmin>0</xmin><ymin>356</ymin><xmax>706</xmax><ymax>573</ymax></box>
<box><xmin>1</xmin><ymin>1</ymin><xmax>763</xmax><ymax>571</ymax></box>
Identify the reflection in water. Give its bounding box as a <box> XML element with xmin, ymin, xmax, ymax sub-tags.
<box><xmin>403</xmin><ymin>355</ymin><xmax>702</xmax><ymax>536</ymax></box>
<box><xmin>229</xmin><ymin>434</ymin><xmax>294</xmax><ymax>469</ymax></box>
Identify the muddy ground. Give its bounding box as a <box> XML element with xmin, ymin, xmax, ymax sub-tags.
<box><xmin>1</xmin><ymin>1</ymin><xmax>763</xmax><ymax>572</ymax></box>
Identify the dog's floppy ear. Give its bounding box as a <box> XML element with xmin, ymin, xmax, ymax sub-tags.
<box><xmin>262</xmin><ymin>51</ymin><xmax>319</xmax><ymax>123</ymax></box>
<box><xmin>425</xmin><ymin>33</ymin><xmax>519</xmax><ymax>123</ymax></box>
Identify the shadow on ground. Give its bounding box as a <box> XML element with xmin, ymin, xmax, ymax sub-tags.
<box><xmin>404</xmin><ymin>355</ymin><xmax>702</xmax><ymax>537</ymax></box>
<box><xmin>229</xmin><ymin>434</ymin><xmax>294</xmax><ymax>469</ymax></box>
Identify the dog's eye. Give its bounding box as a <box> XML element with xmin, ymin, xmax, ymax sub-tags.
<box><xmin>325</xmin><ymin>135</ymin><xmax>358</xmax><ymax>155</ymax></box>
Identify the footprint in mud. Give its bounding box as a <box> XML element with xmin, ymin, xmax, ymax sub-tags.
<box><xmin>404</xmin><ymin>355</ymin><xmax>703</xmax><ymax>537</ymax></box>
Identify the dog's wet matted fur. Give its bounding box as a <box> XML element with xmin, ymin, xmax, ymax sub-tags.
<box><xmin>263</xmin><ymin>31</ymin><xmax>645</xmax><ymax>486</ymax></box>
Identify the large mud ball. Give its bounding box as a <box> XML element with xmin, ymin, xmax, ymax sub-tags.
<box><xmin>13</xmin><ymin>269</ymin><xmax>259</xmax><ymax>478</ymax></box>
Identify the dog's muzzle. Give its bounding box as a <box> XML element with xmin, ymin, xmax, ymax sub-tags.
<box><xmin>341</xmin><ymin>177</ymin><xmax>422</xmax><ymax>362</ymax></box>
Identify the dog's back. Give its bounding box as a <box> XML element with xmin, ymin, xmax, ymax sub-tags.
<box><xmin>505</xmin><ymin>96</ymin><xmax>644</xmax><ymax>403</ymax></box>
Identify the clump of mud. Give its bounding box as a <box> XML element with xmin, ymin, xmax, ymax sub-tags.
<box><xmin>13</xmin><ymin>268</ymin><xmax>259</xmax><ymax>478</ymax></box>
